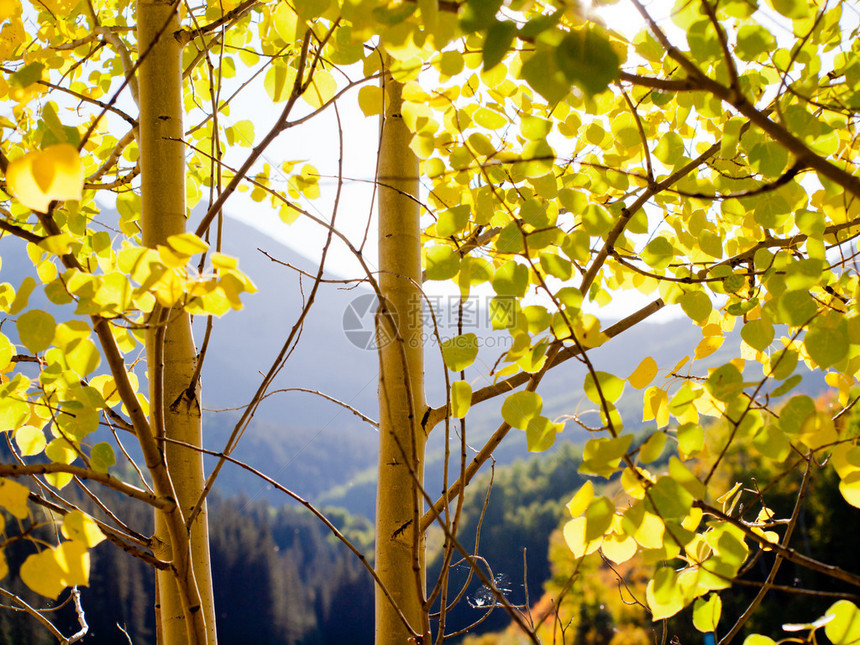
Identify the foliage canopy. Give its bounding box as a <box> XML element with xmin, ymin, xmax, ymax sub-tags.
<box><xmin>0</xmin><ymin>0</ymin><xmax>859</xmax><ymax>642</ymax></box>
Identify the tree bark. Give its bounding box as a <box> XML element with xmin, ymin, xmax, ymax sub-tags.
<box><xmin>375</xmin><ymin>67</ymin><xmax>427</xmax><ymax>645</ymax></box>
<box><xmin>137</xmin><ymin>1</ymin><xmax>217</xmax><ymax>643</ymax></box>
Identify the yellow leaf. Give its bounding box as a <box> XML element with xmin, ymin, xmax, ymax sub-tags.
<box><xmin>562</xmin><ymin>517</ymin><xmax>602</xmax><ymax>559</ymax></box>
<box><xmin>634</xmin><ymin>511</ymin><xmax>665</xmax><ymax>549</ymax></box>
<box><xmin>646</xmin><ymin>567</ymin><xmax>685</xmax><ymax>620</ymax></box>
<box><xmin>695</xmin><ymin>336</ymin><xmax>724</xmax><ymax>359</ymax></box>
<box><xmin>0</xmin><ymin>17</ymin><xmax>24</xmax><ymax>61</ymax></box>
<box><xmin>6</xmin><ymin>144</ymin><xmax>83</xmax><ymax>213</ymax></box>
<box><xmin>167</xmin><ymin>232</ymin><xmax>209</xmax><ymax>256</ymax></box>
<box><xmin>566</xmin><ymin>480</ymin><xmax>594</xmax><ymax>517</ymax></box>
<box><xmin>692</xmin><ymin>594</ymin><xmax>722</xmax><ymax>632</ymax></box>
<box><xmin>272</xmin><ymin>2</ymin><xmax>300</xmax><ymax>42</ymax></box>
<box><xmin>621</xmin><ymin>466</ymin><xmax>648</xmax><ymax>499</ymax></box>
<box><xmin>14</xmin><ymin>425</ymin><xmax>46</xmax><ymax>457</ymax></box>
<box><xmin>0</xmin><ymin>0</ymin><xmax>21</xmax><ymax>20</ymax></box>
<box><xmin>798</xmin><ymin>411</ymin><xmax>838</xmax><ymax>450</ymax></box>
<box><xmin>671</xmin><ymin>355</ymin><xmax>690</xmax><ymax>373</ymax></box>
<box><xmin>0</xmin><ymin>477</ymin><xmax>29</xmax><ymax>518</ymax></box>
<box><xmin>55</xmin><ymin>541</ymin><xmax>89</xmax><ymax>587</ymax></box>
<box><xmin>839</xmin><ymin>471</ymin><xmax>860</xmax><ymax>509</ymax></box>
<box><xmin>39</xmin><ymin>233</ymin><xmax>75</xmax><ymax>256</ymax></box>
<box><xmin>601</xmin><ymin>533</ymin><xmax>638</xmax><ymax>564</ymax></box>
<box><xmin>303</xmin><ymin>69</ymin><xmax>336</xmax><ymax>109</ymax></box>
<box><xmin>643</xmin><ymin>386</ymin><xmax>669</xmax><ymax>427</ymax></box>
<box><xmin>358</xmin><ymin>85</ymin><xmax>384</xmax><ymax>117</ymax></box>
<box><xmin>628</xmin><ymin>356</ymin><xmax>658</xmax><ymax>389</ymax></box>
<box><xmin>450</xmin><ymin>380</ymin><xmax>471</xmax><ymax>418</ymax></box>
<box><xmin>20</xmin><ymin>549</ymin><xmax>66</xmax><ymax>599</ymax></box>
<box><xmin>62</xmin><ymin>510</ymin><xmax>105</xmax><ymax>547</ymax></box>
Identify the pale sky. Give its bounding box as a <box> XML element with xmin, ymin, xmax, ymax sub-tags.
<box><xmin>222</xmin><ymin>2</ymin><xmax>688</xmax><ymax>322</ymax></box>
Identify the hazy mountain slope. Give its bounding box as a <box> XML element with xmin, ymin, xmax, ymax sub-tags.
<box><xmin>0</xmin><ymin>216</ymin><xmax>827</xmax><ymax>514</ymax></box>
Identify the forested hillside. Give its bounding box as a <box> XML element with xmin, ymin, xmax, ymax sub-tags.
<box><xmin>0</xmin><ymin>492</ymin><xmax>374</xmax><ymax>645</ymax></box>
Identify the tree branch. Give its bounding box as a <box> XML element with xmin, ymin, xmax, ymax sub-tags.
<box><xmin>0</xmin><ymin>463</ymin><xmax>173</xmax><ymax>510</ymax></box>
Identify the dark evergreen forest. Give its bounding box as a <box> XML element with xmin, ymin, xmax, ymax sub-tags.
<box><xmin>2</xmin><ymin>422</ymin><xmax>857</xmax><ymax>645</ymax></box>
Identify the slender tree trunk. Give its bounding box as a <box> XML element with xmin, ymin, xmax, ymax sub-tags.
<box><xmin>137</xmin><ymin>2</ymin><xmax>217</xmax><ymax>643</ymax></box>
<box><xmin>375</xmin><ymin>69</ymin><xmax>428</xmax><ymax>645</ymax></box>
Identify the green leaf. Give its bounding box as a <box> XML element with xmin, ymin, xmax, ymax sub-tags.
<box><xmin>677</xmin><ymin>423</ymin><xmax>704</xmax><ymax>458</ymax></box>
<box><xmin>639</xmin><ymin>432</ymin><xmax>666</xmax><ymax>464</ymax></box>
<box><xmin>680</xmin><ymin>291</ymin><xmax>712</xmax><ymax>323</ymax></box>
<box><xmin>518</xmin><ymin>7</ymin><xmax>562</xmax><ymax>39</ymax></box>
<box><xmin>646</xmin><ymin>476</ymin><xmax>693</xmax><ymax>519</ymax></box>
<box><xmin>17</xmin><ymin>309</ymin><xmax>56</xmax><ymax>353</ymax></box>
<box><xmin>482</xmin><ymin>20</ymin><xmax>517</xmax><ymax>70</ymax></box>
<box><xmin>642</xmin><ymin>237</ymin><xmax>674</xmax><ymax>269</ymax></box>
<box><xmin>693</xmin><ymin>594</ymin><xmax>722</xmax><ymax>633</ymax></box>
<box><xmin>441</xmin><ymin>333</ymin><xmax>479</xmax><ymax>371</ymax></box>
<box><xmin>526</xmin><ymin>416</ymin><xmax>561</xmax><ymax>452</ymax></box>
<box><xmin>720</xmin><ymin>117</ymin><xmax>744</xmax><ymax>158</ymax></box>
<box><xmin>65</xmin><ymin>338</ymin><xmax>100</xmax><ymax>377</ymax></box>
<box><xmin>10</xmin><ymin>62</ymin><xmax>44</xmax><ymax>88</ymax></box>
<box><xmin>425</xmin><ymin>245</ymin><xmax>460</xmax><ymax>281</ymax></box>
<box><xmin>646</xmin><ymin>566</ymin><xmax>685</xmax><ymax>620</ymax></box>
<box><xmin>491</xmin><ymin>260</ymin><xmax>528</xmax><ymax>298</ymax></box>
<box><xmin>436</xmin><ymin>205</ymin><xmax>470</xmax><ymax>237</ymax></box>
<box><xmin>706</xmin><ymin>363</ymin><xmax>744</xmax><ymax>402</ymax></box>
<box><xmin>779</xmin><ymin>395</ymin><xmax>815</xmax><ymax>434</ymax></box>
<box><xmin>294</xmin><ymin>0</ymin><xmax>329</xmax><ymax>20</ymax></box>
<box><xmin>521</xmin><ymin>116</ymin><xmax>552</xmax><ymax>141</ymax></box>
<box><xmin>584</xmin><ymin>496</ymin><xmax>615</xmax><ymax>541</ymax></box>
<box><xmin>735</xmin><ymin>24</ymin><xmax>776</xmax><ymax>62</ymax></box>
<box><xmin>460</xmin><ymin>0</ymin><xmax>502</xmax><ymax>32</ymax></box>
<box><xmin>438</xmin><ymin>51</ymin><xmax>464</xmax><ymax>77</ymax></box>
<box><xmin>9</xmin><ymin>275</ymin><xmax>36</xmax><ymax>315</ymax></box>
<box><xmin>654</xmin><ymin>132</ymin><xmax>685</xmax><ymax>166</ymax></box>
<box><xmin>805</xmin><ymin>316</ymin><xmax>849</xmax><ymax>368</ymax></box>
<box><xmin>584</xmin><ymin>371</ymin><xmax>625</xmax><ymax>404</ymax></box>
<box><xmin>824</xmin><ymin>600</ymin><xmax>860</xmax><ymax>645</ymax></box>
<box><xmin>778</xmin><ymin>290</ymin><xmax>818</xmax><ymax>326</ymax></box>
<box><xmin>753</xmin><ymin>424</ymin><xmax>791</xmax><ymax>461</ymax></box>
<box><xmin>90</xmin><ymin>442</ymin><xmax>116</xmax><ymax>474</ymax></box>
<box><xmin>57</xmin><ymin>400</ymin><xmax>99</xmax><ymax>440</ymax></box>
<box><xmin>495</xmin><ymin>222</ymin><xmax>525</xmax><ymax>254</ymax></box>
<box><xmin>501</xmin><ymin>390</ymin><xmax>543</xmax><ymax>430</ymax></box>
<box><xmin>581</xmin><ymin>435</ymin><xmax>633</xmax><ymax>478</ymax></box>
<box><xmin>520</xmin><ymin>46</ymin><xmax>569</xmax><ymax>104</ymax></box>
<box><xmin>556</xmin><ymin>27</ymin><xmax>620</xmax><ymax>96</ymax></box>
<box><xmin>741</xmin><ymin>318</ymin><xmax>774</xmax><ymax>351</ymax></box>
<box><xmin>749</xmin><ymin>142</ymin><xmax>788</xmax><ymax>178</ymax></box>
<box><xmin>539</xmin><ymin>252</ymin><xmax>572</xmax><ymax>280</ymax></box>
<box><xmin>764</xmin><ymin>0</ymin><xmax>810</xmax><ymax>18</ymax></box>
<box><xmin>771</xmin><ymin>373</ymin><xmax>801</xmax><ymax>397</ymax></box>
